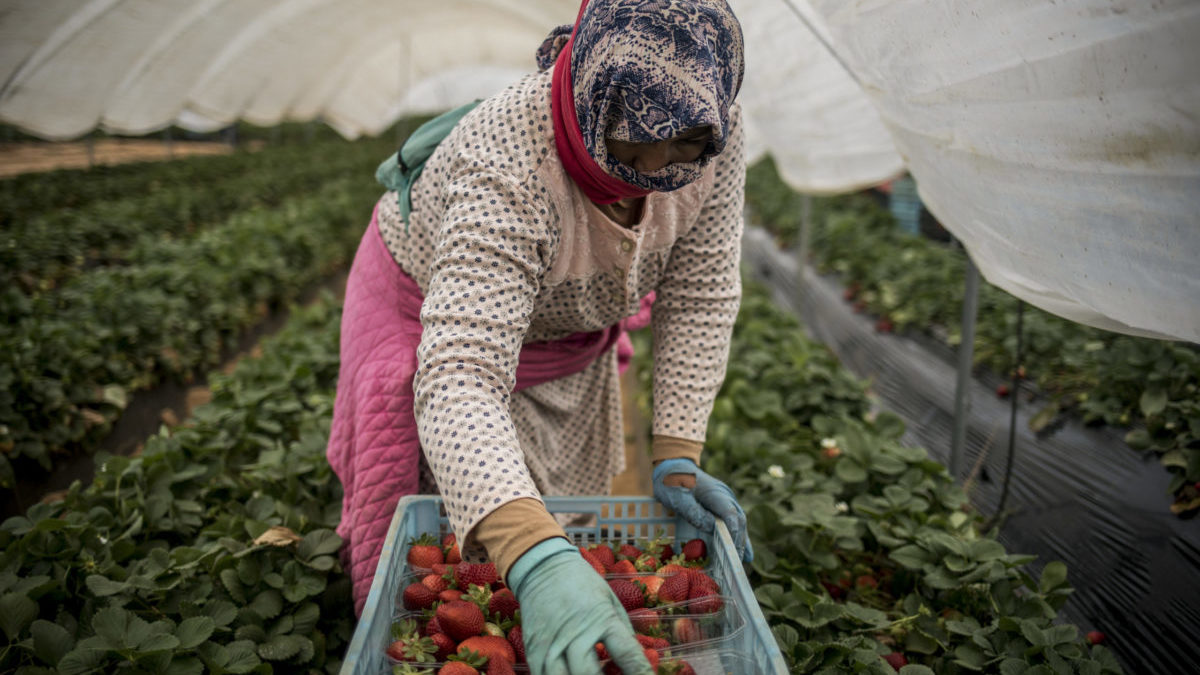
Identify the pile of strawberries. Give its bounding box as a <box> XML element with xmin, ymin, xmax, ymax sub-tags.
<box><xmin>387</xmin><ymin>532</ymin><xmax>729</xmax><ymax>674</ymax></box>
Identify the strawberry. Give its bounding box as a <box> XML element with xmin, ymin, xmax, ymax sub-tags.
<box><xmin>843</xmin><ymin>287</ymin><xmax>857</xmax><ymax>301</ymax></box>
<box><xmin>454</xmin><ymin>562</ymin><xmax>499</xmax><ymax>590</ymax></box>
<box><xmin>386</xmin><ymin>635</ymin><xmax>437</xmax><ymax>662</ymax></box>
<box><xmin>627</xmin><ymin>607</ymin><xmax>660</xmax><ymax>633</ymax></box>
<box><xmin>608</xmin><ymin>579</ymin><xmax>646</xmax><ymax>611</ymax></box>
<box><xmin>432</xmin><ymin>562</ymin><xmax>454</xmax><ymax>577</ymax></box>
<box><xmin>618</xmin><ymin>543</ymin><xmax>643</xmax><ymax>561</ymax></box>
<box><xmin>437</xmin><ymin>600</ymin><xmax>486</xmax><ymax>642</ymax></box>
<box><xmin>589</xmin><ymin>543</ymin><xmax>617</xmax><ymax>568</ymax></box>
<box><xmin>675</xmin><ymin>659</ymin><xmax>698</xmax><ymax>675</ymax></box>
<box><xmin>882</xmin><ymin>652</ymin><xmax>908</xmax><ymax>670</ymax></box>
<box><xmin>635</xmin><ymin>634</ymin><xmax>670</xmax><ymax>651</ymax></box>
<box><xmin>486</xmin><ymin>656</ymin><xmax>516</xmax><ymax>675</ymax></box>
<box><xmin>656</xmin><ymin>572</ymin><xmax>691</xmax><ymax>605</ymax></box>
<box><xmin>644</xmin><ymin>648</ymin><xmax>660</xmax><ymax>671</ymax></box>
<box><xmin>853</xmin><ymin>300</ymin><xmax>867</xmax><ymax>313</ymax></box>
<box><xmin>672</xmin><ymin>617</ymin><xmax>703</xmax><ymax>644</ymax></box>
<box><xmin>440</xmin><ymin>589</ymin><xmax>465</xmax><ymax>603</ymax></box>
<box><xmin>681</xmin><ymin>538</ymin><xmax>706</xmax><ymax>562</ymax></box>
<box><xmin>438</xmin><ymin>663</ymin><xmax>478</xmax><ymax>675</ymax></box>
<box><xmin>483</xmin><ymin>622</ymin><xmax>505</xmax><ymax>638</ymax></box>
<box><xmin>635</xmin><ymin>575</ymin><xmax>664</xmax><ymax>604</ymax></box>
<box><xmin>442</xmin><ymin>532</ymin><xmax>462</xmax><ymax>564</ymax></box>
<box><xmin>685</xmin><ymin>587</ymin><xmax>723</xmax><ymax>614</ymax></box>
<box><xmin>687</xmin><ymin>568</ymin><xmax>720</xmax><ymax>594</ymax></box>
<box><xmin>424</xmin><ymin>616</ymin><xmax>443</xmax><ymax>637</ymax></box>
<box><xmin>996</xmin><ymin>384</ymin><xmax>1011</xmax><ymax>398</ymax></box>
<box><xmin>579</xmin><ymin>547</ymin><xmax>609</xmax><ymax>576</ymax></box>
<box><xmin>658</xmin><ymin>543</ymin><xmax>675</xmax><ymax>563</ymax></box>
<box><xmin>422</xmin><ymin>573</ymin><xmax>451</xmax><ymax>594</ymax></box>
<box><xmin>1086</xmin><ymin>630</ymin><xmax>1106</xmax><ymax>645</ymax></box>
<box><xmin>487</xmin><ymin>588</ymin><xmax>519</xmax><ymax>621</ymax></box>
<box><xmin>875</xmin><ymin>317</ymin><xmax>894</xmax><ymax>333</ymax></box>
<box><xmin>634</xmin><ymin>553</ymin><xmax>660</xmax><ymax>572</ymax></box>
<box><xmin>855</xmin><ymin>574</ymin><xmax>878</xmax><ymax>590</ymax></box>
<box><xmin>658</xmin><ymin>563</ymin><xmax>689</xmax><ymax>577</ymax></box>
<box><xmin>608</xmin><ymin>559</ymin><xmax>638</xmax><ymax>575</ymax></box>
<box><xmin>458</xmin><ymin>636</ymin><xmax>516</xmax><ymax>665</ymax></box>
<box><xmin>403</xmin><ymin>581</ymin><xmax>440</xmax><ymax>611</ymax></box>
<box><xmin>820</xmin><ymin>580</ymin><xmax>845</xmax><ymax>600</ymax></box>
<box><xmin>507</xmin><ymin>625</ymin><xmax>526</xmax><ymax>664</ymax></box>
<box><xmin>431</xmin><ymin>632</ymin><xmax>458</xmax><ymax>660</ymax></box>
<box><xmin>407</xmin><ymin>533</ymin><xmax>445</xmax><ymax>569</ymax></box>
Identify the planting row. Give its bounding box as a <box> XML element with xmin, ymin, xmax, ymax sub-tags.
<box><xmin>1</xmin><ymin>137</ymin><xmax>394</xmax><ymax>299</ymax></box>
<box><xmin>744</xmin><ymin>158</ymin><xmax>1200</xmax><ymax>514</ymax></box>
<box><xmin>0</xmin><ymin>173</ymin><xmax>380</xmax><ymax>486</ymax></box>
<box><xmin>0</xmin><ymin>294</ymin><xmax>353</xmax><ymax>674</ymax></box>
<box><xmin>634</xmin><ymin>283</ymin><xmax>1124</xmax><ymax>673</ymax></box>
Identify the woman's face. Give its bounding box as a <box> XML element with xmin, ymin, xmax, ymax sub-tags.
<box><xmin>604</xmin><ymin>125</ymin><xmax>713</xmax><ymax>174</ymax></box>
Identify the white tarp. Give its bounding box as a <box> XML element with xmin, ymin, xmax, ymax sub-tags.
<box><xmin>0</xmin><ymin>0</ymin><xmax>1196</xmax><ymax>341</ymax></box>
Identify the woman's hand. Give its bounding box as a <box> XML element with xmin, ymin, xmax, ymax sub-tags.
<box><xmin>507</xmin><ymin>538</ymin><xmax>653</xmax><ymax>674</ymax></box>
<box><xmin>652</xmin><ymin>458</ymin><xmax>753</xmax><ymax>562</ymax></box>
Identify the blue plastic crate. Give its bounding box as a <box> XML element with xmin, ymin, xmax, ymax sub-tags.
<box><xmin>341</xmin><ymin>495</ymin><xmax>786</xmax><ymax>674</ymax></box>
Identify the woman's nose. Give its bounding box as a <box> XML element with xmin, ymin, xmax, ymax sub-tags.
<box><xmin>633</xmin><ymin>141</ymin><xmax>673</xmax><ymax>173</ymax></box>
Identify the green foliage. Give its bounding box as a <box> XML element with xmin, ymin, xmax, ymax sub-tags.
<box><xmin>744</xmin><ymin>156</ymin><xmax>1200</xmax><ymax>510</ymax></box>
<box><xmin>697</xmin><ymin>281</ymin><xmax>1123</xmax><ymax>673</ymax></box>
<box><xmin>0</xmin><ymin>295</ymin><xmax>351</xmax><ymax>674</ymax></box>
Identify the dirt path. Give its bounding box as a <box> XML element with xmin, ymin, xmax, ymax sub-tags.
<box><xmin>0</xmin><ymin>138</ymin><xmax>263</xmax><ymax>178</ymax></box>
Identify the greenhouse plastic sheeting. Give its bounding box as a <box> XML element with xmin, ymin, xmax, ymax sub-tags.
<box><xmin>744</xmin><ymin>226</ymin><xmax>1200</xmax><ymax>672</ymax></box>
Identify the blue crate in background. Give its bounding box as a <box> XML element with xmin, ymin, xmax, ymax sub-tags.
<box><xmin>341</xmin><ymin>495</ymin><xmax>786</xmax><ymax>674</ymax></box>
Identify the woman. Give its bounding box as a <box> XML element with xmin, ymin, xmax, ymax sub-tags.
<box><xmin>328</xmin><ymin>0</ymin><xmax>750</xmax><ymax>672</ymax></box>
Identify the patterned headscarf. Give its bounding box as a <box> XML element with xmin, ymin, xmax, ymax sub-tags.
<box><xmin>537</xmin><ymin>0</ymin><xmax>744</xmax><ymax>195</ymax></box>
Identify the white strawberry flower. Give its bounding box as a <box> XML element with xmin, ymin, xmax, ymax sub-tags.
<box><xmin>767</xmin><ymin>465</ymin><xmax>785</xmax><ymax>479</ymax></box>
<box><xmin>835</xmin><ymin>501</ymin><xmax>849</xmax><ymax>513</ymax></box>
<box><xmin>820</xmin><ymin>438</ymin><xmax>837</xmax><ymax>449</ymax></box>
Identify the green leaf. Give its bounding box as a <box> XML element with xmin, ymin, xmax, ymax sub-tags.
<box><xmin>1000</xmin><ymin>658</ymin><xmax>1029</xmax><ymax>675</ymax></box>
<box><xmin>1038</xmin><ymin>561</ymin><xmax>1069</xmax><ymax>593</ymax></box>
<box><xmin>890</xmin><ymin>545</ymin><xmax>931</xmax><ymax>570</ymax></box>
<box><xmin>1124</xmin><ymin>428</ymin><xmax>1152</xmax><ymax>450</ymax></box>
<box><xmin>249</xmin><ymin>589</ymin><xmax>284</xmax><ymax>620</ymax></box>
<box><xmin>899</xmin><ymin>666</ymin><xmax>936</xmax><ymax>675</ymax></box>
<box><xmin>176</xmin><ymin>617</ymin><xmax>215</xmax><ymax>650</ymax></box>
<box><xmin>297</xmin><ymin>529</ymin><xmax>342</xmax><ymax>560</ymax></box>
<box><xmin>56</xmin><ymin>646</ymin><xmax>108</xmax><ymax>675</ymax></box>
<box><xmin>164</xmin><ymin>656</ymin><xmax>204</xmax><ymax>675</ymax></box>
<box><xmin>1140</xmin><ymin>388</ymin><xmax>1168</xmax><ymax>417</ymax></box>
<box><xmin>206</xmin><ymin>600</ymin><xmax>238</xmax><ymax>627</ymax></box>
<box><xmin>85</xmin><ymin>574</ymin><xmax>128</xmax><ymax>597</ymax></box>
<box><xmin>0</xmin><ymin>592</ymin><xmax>38</xmax><ymax>641</ymax></box>
<box><xmin>225</xmin><ymin>640</ymin><xmax>263</xmax><ymax>674</ymax></box>
<box><xmin>30</xmin><ymin>619</ymin><xmax>75</xmax><ymax>666</ymax></box>
<box><xmin>835</xmin><ymin>459</ymin><xmax>868</xmax><ymax>483</ymax></box>
<box><xmin>257</xmin><ymin>634</ymin><xmax>306</xmax><ymax>661</ymax></box>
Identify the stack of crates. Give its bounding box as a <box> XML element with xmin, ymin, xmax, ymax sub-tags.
<box><xmin>341</xmin><ymin>495</ymin><xmax>786</xmax><ymax>674</ymax></box>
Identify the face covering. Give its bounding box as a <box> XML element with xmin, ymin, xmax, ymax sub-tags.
<box><xmin>536</xmin><ymin>0</ymin><xmax>744</xmax><ymax>203</ymax></box>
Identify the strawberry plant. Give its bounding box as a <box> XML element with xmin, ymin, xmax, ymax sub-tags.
<box><xmin>0</xmin><ymin>295</ymin><xmax>353</xmax><ymax>673</ymax></box>
<box><xmin>636</xmin><ymin>282</ymin><xmax>1125</xmax><ymax>673</ymax></box>
<box><xmin>744</xmin><ymin>156</ymin><xmax>1200</xmax><ymax>514</ymax></box>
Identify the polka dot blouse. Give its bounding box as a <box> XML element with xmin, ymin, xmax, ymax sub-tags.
<box><xmin>376</xmin><ymin>69</ymin><xmax>746</xmax><ymax>549</ymax></box>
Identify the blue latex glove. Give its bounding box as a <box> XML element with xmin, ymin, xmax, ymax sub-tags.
<box><xmin>508</xmin><ymin>538</ymin><xmax>652</xmax><ymax>675</ymax></box>
<box><xmin>653</xmin><ymin>458</ymin><xmax>753</xmax><ymax>562</ymax></box>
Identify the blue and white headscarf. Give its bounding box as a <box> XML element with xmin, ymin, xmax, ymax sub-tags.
<box><xmin>536</xmin><ymin>0</ymin><xmax>745</xmax><ymax>193</ymax></box>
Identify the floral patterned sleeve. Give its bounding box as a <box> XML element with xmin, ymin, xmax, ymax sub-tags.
<box><xmin>650</xmin><ymin>105</ymin><xmax>746</xmax><ymax>445</ymax></box>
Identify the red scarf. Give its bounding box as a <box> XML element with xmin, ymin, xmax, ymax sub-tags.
<box><xmin>550</xmin><ymin>2</ymin><xmax>652</xmax><ymax>205</ymax></box>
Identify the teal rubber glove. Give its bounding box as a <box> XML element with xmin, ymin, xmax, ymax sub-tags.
<box><xmin>507</xmin><ymin>538</ymin><xmax>652</xmax><ymax>675</ymax></box>
<box><xmin>653</xmin><ymin>458</ymin><xmax>753</xmax><ymax>562</ymax></box>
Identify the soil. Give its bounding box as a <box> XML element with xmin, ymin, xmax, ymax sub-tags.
<box><xmin>0</xmin><ymin>138</ymin><xmax>263</xmax><ymax>178</ymax></box>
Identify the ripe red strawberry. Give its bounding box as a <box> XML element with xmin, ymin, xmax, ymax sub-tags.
<box><xmin>820</xmin><ymin>580</ymin><xmax>845</xmax><ymax>600</ymax></box>
<box><xmin>685</xmin><ymin>587</ymin><xmax>723</xmax><ymax>614</ymax></box>
<box><xmin>635</xmin><ymin>634</ymin><xmax>670</xmax><ymax>651</ymax></box>
<box><xmin>875</xmin><ymin>317</ymin><xmax>894</xmax><ymax>333</ymax></box>
<box><xmin>432</xmin><ymin>562</ymin><xmax>454</xmax><ymax>576</ymax></box>
<box><xmin>657</xmin><ymin>571</ymin><xmax>691</xmax><ymax>605</ymax></box>
<box><xmin>437</xmin><ymin>600</ymin><xmax>486</xmax><ymax>642</ymax></box>
<box><xmin>487</xmin><ymin>588</ymin><xmax>519</xmax><ymax>621</ymax></box>
<box><xmin>672</xmin><ymin>617</ymin><xmax>703</xmax><ymax>644</ymax></box>
<box><xmin>486</xmin><ymin>656</ymin><xmax>516</xmax><ymax>675</ymax></box>
<box><xmin>609</xmin><ymin>579</ymin><xmax>646</xmax><ymax>611</ymax></box>
<box><xmin>618</xmin><ymin>543</ymin><xmax>643</xmax><ymax>560</ymax></box>
<box><xmin>608</xmin><ymin>559</ymin><xmax>637</xmax><ymax>576</ymax></box>
<box><xmin>438</xmin><ymin>662</ymin><xmax>479</xmax><ymax>675</ymax></box>
<box><xmin>403</xmin><ymin>581</ymin><xmax>440</xmax><ymax>611</ymax></box>
<box><xmin>1086</xmin><ymin>630</ymin><xmax>1106</xmax><ymax>645</ymax></box>
<box><xmin>627</xmin><ymin>607</ymin><xmax>660</xmax><ymax>633</ymax></box>
<box><xmin>675</xmin><ymin>659</ymin><xmax>697</xmax><ymax>675</ymax></box>
<box><xmin>440</xmin><ymin>589</ymin><xmax>465</xmax><ymax>603</ymax></box>
<box><xmin>507</xmin><ymin>625</ymin><xmax>526</xmax><ymax>664</ymax></box>
<box><xmin>855</xmin><ymin>575</ymin><xmax>878</xmax><ymax>590</ymax></box>
<box><xmin>423</xmin><ymin>572</ymin><xmax>450</xmax><ymax>593</ymax></box>
<box><xmin>635</xmin><ymin>575</ymin><xmax>664</xmax><ymax>604</ymax></box>
<box><xmin>681</xmin><ymin>539</ymin><xmax>707</xmax><ymax>562</ymax></box>
<box><xmin>658</xmin><ymin>543</ymin><xmax>675</xmax><ymax>563</ymax></box>
<box><xmin>431</xmin><ymin>632</ymin><xmax>457</xmax><ymax>660</ymax></box>
<box><xmin>443</xmin><ymin>532</ymin><xmax>463</xmax><ymax>564</ymax></box>
<box><xmin>634</xmin><ymin>553</ymin><xmax>660</xmax><ymax>572</ymax></box>
<box><xmin>658</xmin><ymin>563</ymin><xmax>689</xmax><ymax>578</ymax></box>
<box><xmin>579</xmin><ymin>546</ymin><xmax>608</xmax><ymax>576</ymax></box>
<box><xmin>454</xmin><ymin>562</ymin><xmax>499</xmax><ymax>590</ymax></box>
<box><xmin>385</xmin><ymin>622</ymin><xmax>436</xmax><ymax>662</ymax></box>
<box><xmin>424</xmin><ymin>616</ymin><xmax>443</xmax><ymax>637</ymax></box>
<box><xmin>996</xmin><ymin>384</ymin><xmax>1011</xmax><ymax>398</ymax></box>
<box><xmin>407</xmin><ymin>533</ymin><xmax>445</xmax><ymax>569</ymax></box>
<box><xmin>458</xmin><ymin>636</ymin><xmax>516</xmax><ymax>665</ymax></box>
<box><xmin>686</xmin><ymin>568</ymin><xmax>720</xmax><ymax>594</ymax></box>
<box><xmin>589</xmin><ymin>543</ymin><xmax>617</xmax><ymax>568</ymax></box>
<box><xmin>882</xmin><ymin>652</ymin><xmax>908</xmax><ymax>670</ymax></box>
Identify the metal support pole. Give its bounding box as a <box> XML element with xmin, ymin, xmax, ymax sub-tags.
<box><xmin>796</xmin><ymin>193</ymin><xmax>812</xmax><ymax>284</ymax></box>
<box><xmin>949</xmin><ymin>254</ymin><xmax>981</xmax><ymax>479</ymax></box>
